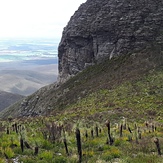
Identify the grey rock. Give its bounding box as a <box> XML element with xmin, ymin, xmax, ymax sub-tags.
<box><xmin>58</xmin><ymin>0</ymin><xmax>163</xmax><ymax>82</ymax></box>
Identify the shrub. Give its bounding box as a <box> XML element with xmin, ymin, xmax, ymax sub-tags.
<box><xmin>4</xmin><ymin>147</ymin><xmax>14</xmax><ymax>159</ymax></box>
<box><xmin>38</xmin><ymin>150</ymin><xmax>53</xmax><ymax>162</ymax></box>
<box><xmin>19</xmin><ymin>157</ymin><xmax>37</xmax><ymax>163</ymax></box>
<box><xmin>53</xmin><ymin>155</ymin><xmax>67</xmax><ymax>163</ymax></box>
<box><xmin>41</xmin><ymin>140</ymin><xmax>53</xmax><ymax>150</ymax></box>
<box><xmin>125</xmin><ymin>153</ymin><xmax>162</xmax><ymax>163</ymax></box>
<box><xmin>101</xmin><ymin>147</ymin><xmax>121</xmax><ymax>161</ymax></box>
<box><xmin>0</xmin><ymin>158</ymin><xmax>5</xmax><ymax>163</ymax></box>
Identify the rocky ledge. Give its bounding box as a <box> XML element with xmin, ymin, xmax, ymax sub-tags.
<box><xmin>58</xmin><ymin>0</ymin><xmax>163</xmax><ymax>83</ymax></box>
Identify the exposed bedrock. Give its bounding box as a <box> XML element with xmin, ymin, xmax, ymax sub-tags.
<box><xmin>58</xmin><ymin>0</ymin><xmax>163</xmax><ymax>82</ymax></box>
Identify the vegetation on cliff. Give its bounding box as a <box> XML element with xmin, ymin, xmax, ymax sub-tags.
<box><xmin>0</xmin><ymin>47</ymin><xmax>162</xmax><ymax>162</ymax></box>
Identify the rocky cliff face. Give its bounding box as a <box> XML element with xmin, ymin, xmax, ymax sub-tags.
<box><xmin>58</xmin><ymin>0</ymin><xmax>163</xmax><ymax>82</ymax></box>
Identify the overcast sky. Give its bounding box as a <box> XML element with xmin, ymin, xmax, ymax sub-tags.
<box><xmin>0</xmin><ymin>0</ymin><xmax>86</xmax><ymax>39</ymax></box>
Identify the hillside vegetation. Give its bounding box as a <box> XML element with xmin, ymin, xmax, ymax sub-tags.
<box><xmin>1</xmin><ymin>46</ymin><xmax>162</xmax><ymax>119</ymax></box>
<box><xmin>0</xmin><ymin>47</ymin><xmax>162</xmax><ymax>162</ymax></box>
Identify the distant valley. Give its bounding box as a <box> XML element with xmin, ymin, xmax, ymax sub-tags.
<box><xmin>0</xmin><ymin>64</ymin><xmax>58</xmax><ymax>96</ymax></box>
<box><xmin>0</xmin><ymin>38</ymin><xmax>59</xmax><ymax>96</ymax></box>
<box><xmin>0</xmin><ymin>91</ymin><xmax>24</xmax><ymax>112</ymax></box>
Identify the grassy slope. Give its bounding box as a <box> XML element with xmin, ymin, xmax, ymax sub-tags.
<box><xmin>57</xmin><ymin>68</ymin><xmax>163</xmax><ymax>123</ymax></box>
<box><xmin>51</xmin><ymin>48</ymin><xmax>163</xmax><ymax>121</ymax></box>
<box><xmin>0</xmin><ymin>47</ymin><xmax>163</xmax><ymax>120</ymax></box>
<box><xmin>0</xmin><ymin>48</ymin><xmax>162</xmax><ymax>162</ymax></box>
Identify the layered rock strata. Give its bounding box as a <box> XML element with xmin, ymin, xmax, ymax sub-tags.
<box><xmin>58</xmin><ymin>0</ymin><xmax>163</xmax><ymax>82</ymax></box>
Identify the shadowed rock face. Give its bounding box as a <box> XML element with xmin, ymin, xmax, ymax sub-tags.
<box><xmin>58</xmin><ymin>0</ymin><xmax>163</xmax><ymax>83</ymax></box>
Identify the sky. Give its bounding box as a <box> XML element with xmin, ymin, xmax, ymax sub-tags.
<box><xmin>0</xmin><ymin>0</ymin><xmax>86</xmax><ymax>39</ymax></box>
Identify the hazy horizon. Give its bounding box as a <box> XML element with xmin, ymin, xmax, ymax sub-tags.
<box><xmin>0</xmin><ymin>38</ymin><xmax>58</xmax><ymax>63</ymax></box>
<box><xmin>0</xmin><ymin>0</ymin><xmax>87</xmax><ymax>95</ymax></box>
<box><xmin>0</xmin><ymin>0</ymin><xmax>86</xmax><ymax>39</ymax></box>
<box><xmin>0</xmin><ymin>38</ymin><xmax>58</xmax><ymax>96</ymax></box>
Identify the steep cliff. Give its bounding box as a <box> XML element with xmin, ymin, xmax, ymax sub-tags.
<box><xmin>58</xmin><ymin>0</ymin><xmax>163</xmax><ymax>82</ymax></box>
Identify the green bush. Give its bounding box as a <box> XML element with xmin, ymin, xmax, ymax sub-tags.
<box><xmin>53</xmin><ymin>155</ymin><xmax>67</xmax><ymax>163</ymax></box>
<box><xmin>4</xmin><ymin>147</ymin><xmax>14</xmax><ymax>159</ymax></box>
<box><xmin>19</xmin><ymin>157</ymin><xmax>37</xmax><ymax>163</ymax></box>
<box><xmin>101</xmin><ymin>147</ymin><xmax>121</xmax><ymax>161</ymax></box>
<box><xmin>125</xmin><ymin>154</ymin><xmax>162</xmax><ymax>163</ymax></box>
<box><xmin>38</xmin><ymin>150</ymin><xmax>53</xmax><ymax>162</ymax></box>
<box><xmin>0</xmin><ymin>158</ymin><xmax>6</xmax><ymax>163</ymax></box>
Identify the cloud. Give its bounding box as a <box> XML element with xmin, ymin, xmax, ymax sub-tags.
<box><xmin>0</xmin><ymin>0</ymin><xmax>86</xmax><ymax>38</ymax></box>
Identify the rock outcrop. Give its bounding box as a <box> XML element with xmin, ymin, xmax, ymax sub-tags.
<box><xmin>58</xmin><ymin>0</ymin><xmax>163</xmax><ymax>82</ymax></box>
